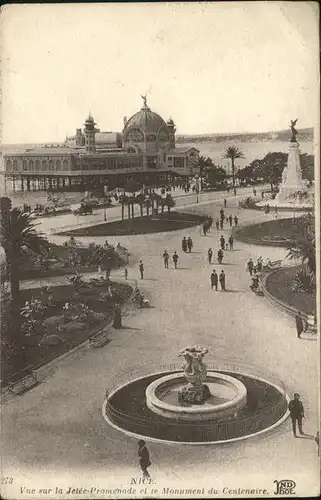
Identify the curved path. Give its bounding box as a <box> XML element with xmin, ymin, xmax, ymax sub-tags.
<box><xmin>1</xmin><ymin>194</ymin><xmax>318</xmax><ymax>495</ymax></box>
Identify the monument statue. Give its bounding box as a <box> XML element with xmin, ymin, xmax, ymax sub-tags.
<box><xmin>290</xmin><ymin>119</ymin><xmax>298</xmax><ymax>142</ymax></box>
<box><xmin>178</xmin><ymin>345</ymin><xmax>211</xmax><ymax>404</ymax></box>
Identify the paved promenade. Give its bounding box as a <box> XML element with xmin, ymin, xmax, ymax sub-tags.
<box><xmin>1</xmin><ymin>195</ymin><xmax>318</xmax><ymax>497</ymax></box>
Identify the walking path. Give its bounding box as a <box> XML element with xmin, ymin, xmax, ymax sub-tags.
<box><xmin>1</xmin><ymin>196</ymin><xmax>318</xmax><ymax>497</ymax></box>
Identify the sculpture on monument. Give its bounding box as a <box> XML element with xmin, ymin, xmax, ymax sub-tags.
<box><xmin>290</xmin><ymin>119</ymin><xmax>298</xmax><ymax>142</ymax></box>
<box><xmin>178</xmin><ymin>345</ymin><xmax>211</xmax><ymax>404</ymax></box>
<box><xmin>141</xmin><ymin>94</ymin><xmax>148</xmax><ymax>107</ymax></box>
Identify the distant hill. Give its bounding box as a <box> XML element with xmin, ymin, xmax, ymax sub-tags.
<box><xmin>176</xmin><ymin>127</ymin><xmax>314</xmax><ymax>144</ymax></box>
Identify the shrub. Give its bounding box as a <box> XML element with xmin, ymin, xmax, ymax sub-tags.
<box><xmin>292</xmin><ymin>266</ymin><xmax>316</xmax><ymax>293</ymax></box>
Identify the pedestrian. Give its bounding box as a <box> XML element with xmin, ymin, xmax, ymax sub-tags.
<box><xmin>261</xmin><ymin>190</ymin><xmax>264</xmax><ymax>199</ymax></box>
<box><xmin>234</xmin><ymin>215</ymin><xmax>239</xmax><ymax>226</ymax></box>
<box><xmin>137</xmin><ymin>440</ymin><xmax>151</xmax><ymax>479</ymax></box>
<box><xmin>210</xmin><ymin>270</ymin><xmax>218</xmax><ymax>290</ymax></box>
<box><xmin>253</xmin><ymin>188</ymin><xmax>257</xmax><ymax>196</ymax></box>
<box><xmin>295</xmin><ymin>311</ymin><xmax>304</xmax><ymax>339</ymax></box>
<box><xmin>207</xmin><ymin>216</ymin><xmax>213</xmax><ymax>230</ymax></box>
<box><xmin>203</xmin><ymin>222</ymin><xmax>208</xmax><ymax>236</ymax></box>
<box><xmin>124</xmin><ymin>268</ymin><xmax>128</xmax><ymax>280</ymax></box>
<box><xmin>256</xmin><ymin>257</ymin><xmax>263</xmax><ymax>272</ymax></box>
<box><xmin>139</xmin><ymin>260</ymin><xmax>144</xmax><ymax>279</ymax></box>
<box><xmin>288</xmin><ymin>393</ymin><xmax>305</xmax><ymax>437</ymax></box>
<box><xmin>172</xmin><ymin>251</ymin><xmax>179</xmax><ymax>269</ymax></box>
<box><xmin>219</xmin><ymin>218</ymin><xmax>224</xmax><ymax>230</ymax></box>
<box><xmin>163</xmin><ymin>250</ymin><xmax>169</xmax><ymax>268</ymax></box>
<box><xmin>97</xmin><ymin>265</ymin><xmax>102</xmax><ymax>274</ymax></box>
<box><xmin>207</xmin><ymin>248</ymin><xmax>213</xmax><ymax>264</ymax></box>
<box><xmin>274</xmin><ymin>206</ymin><xmax>278</xmax><ymax>218</ymax></box>
<box><xmin>215</xmin><ymin>219</ymin><xmax>219</xmax><ymax>230</ymax></box>
<box><xmin>220</xmin><ymin>208</ymin><xmax>225</xmax><ymax>221</ymax></box>
<box><xmin>219</xmin><ymin>270</ymin><xmax>226</xmax><ymax>291</ymax></box>
<box><xmin>220</xmin><ymin>235</ymin><xmax>225</xmax><ymax>250</ymax></box>
<box><xmin>247</xmin><ymin>258</ymin><xmax>254</xmax><ymax>276</ymax></box>
<box><xmin>233</xmin><ymin>187</ymin><xmax>236</xmax><ymax>195</ymax></box>
<box><xmin>217</xmin><ymin>248</ymin><xmax>224</xmax><ymax>264</ymax></box>
<box><xmin>228</xmin><ymin>235</ymin><xmax>234</xmax><ymax>250</ymax></box>
<box><xmin>227</xmin><ymin>186</ymin><xmax>230</xmax><ymax>193</ymax></box>
<box><xmin>224</xmin><ymin>198</ymin><xmax>227</xmax><ymax>208</ymax></box>
<box><xmin>228</xmin><ymin>214</ymin><xmax>233</xmax><ymax>227</ymax></box>
<box><xmin>182</xmin><ymin>237</ymin><xmax>188</xmax><ymax>253</ymax></box>
<box><xmin>187</xmin><ymin>236</ymin><xmax>193</xmax><ymax>253</ymax></box>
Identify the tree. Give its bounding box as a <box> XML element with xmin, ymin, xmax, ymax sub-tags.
<box><xmin>1</xmin><ymin>208</ymin><xmax>49</xmax><ymax>304</ymax></box>
<box><xmin>286</xmin><ymin>214</ymin><xmax>315</xmax><ymax>274</ymax></box>
<box><xmin>165</xmin><ymin>194</ymin><xmax>175</xmax><ymax>212</ymax></box>
<box><xmin>207</xmin><ymin>166</ymin><xmax>227</xmax><ymax>187</ymax></box>
<box><xmin>252</xmin><ymin>152</ymin><xmax>287</xmax><ymax>191</ymax></box>
<box><xmin>300</xmin><ymin>153</ymin><xmax>314</xmax><ymax>183</ymax></box>
<box><xmin>198</xmin><ymin>155</ymin><xmax>215</xmax><ymax>177</ymax></box>
<box><xmin>223</xmin><ymin>146</ymin><xmax>245</xmax><ymax>189</ymax></box>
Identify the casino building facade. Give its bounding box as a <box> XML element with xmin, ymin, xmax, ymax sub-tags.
<box><xmin>3</xmin><ymin>97</ymin><xmax>200</xmax><ymax>192</ymax></box>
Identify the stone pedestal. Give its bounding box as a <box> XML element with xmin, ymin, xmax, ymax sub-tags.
<box><xmin>275</xmin><ymin>141</ymin><xmax>306</xmax><ymax>203</ymax></box>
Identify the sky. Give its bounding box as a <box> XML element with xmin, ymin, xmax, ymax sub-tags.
<box><xmin>1</xmin><ymin>2</ymin><xmax>319</xmax><ymax>144</ymax></box>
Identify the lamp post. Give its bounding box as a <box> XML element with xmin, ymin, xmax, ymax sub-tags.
<box><xmin>195</xmin><ymin>175</ymin><xmax>200</xmax><ymax>203</ymax></box>
<box><xmin>104</xmin><ymin>208</ymin><xmax>107</xmax><ymax>222</ymax></box>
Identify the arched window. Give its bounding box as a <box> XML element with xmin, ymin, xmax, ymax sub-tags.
<box><xmin>42</xmin><ymin>160</ymin><xmax>48</xmax><ymax>171</ymax></box>
<box><xmin>22</xmin><ymin>160</ymin><xmax>28</xmax><ymax>171</ymax></box>
<box><xmin>48</xmin><ymin>160</ymin><xmax>54</xmax><ymax>171</ymax></box>
<box><xmin>56</xmin><ymin>160</ymin><xmax>61</xmax><ymax>171</ymax></box>
<box><xmin>13</xmin><ymin>160</ymin><xmax>18</xmax><ymax>172</ymax></box>
<box><xmin>36</xmin><ymin>160</ymin><xmax>41</xmax><ymax>171</ymax></box>
<box><xmin>63</xmin><ymin>159</ymin><xmax>69</xmax><ymax>171</ymax></box>
<box><xmin>29</xmin><ymin>160</ymin><xmax>34</xmax><ymax>171</ymax></box>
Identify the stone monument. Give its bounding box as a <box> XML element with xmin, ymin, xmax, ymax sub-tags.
<box><xmin>275</xmin><ymin>119</ymin><xmax>307</xmax><ymax>204</ymax></box>
<box><xmin>178</xmin><ymin>345</ymin><xmax>211</xmax><ymax>404</ymax></box>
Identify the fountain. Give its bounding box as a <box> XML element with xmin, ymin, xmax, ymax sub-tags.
<box><xmin>146</xmin><ymin>346</ymin><xmax>247</xmax><ymax>421</ymax></box>
<box><xmin>104</xmin><ymin>348</ymin><xmax>288</xmax><ymax>443</ymax></box>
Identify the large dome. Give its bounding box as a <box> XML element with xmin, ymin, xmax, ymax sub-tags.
<box><xmin>123</xmin><ymin>101</ymin><xmax>168</xmax><ymax>136</ymax></box>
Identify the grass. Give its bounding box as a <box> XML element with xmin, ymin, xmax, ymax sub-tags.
<box><xmin>234</xmin><ymin>217</ymin><xmax>313</xmax><ymax>247</ymax></box>
<box><xmin>57</xmin><ymin>211</ymin><xmax>206</xmax><ymax>237</ymax></box>
<box><xmin>1</xmin><ymin>281</ymin><xmax>132</xmax><ymax>385</ymax></box>
<box><xmin>265</xmin><ymin>266</ymin><xmax>316</xmax><ymax>315</ymax></box>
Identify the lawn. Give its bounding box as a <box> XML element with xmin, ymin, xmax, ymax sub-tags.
<box><xmin>1</xmin><ymin>280</ymin><xmax>132</xmax><ymax>386</ymax></box>
<box><xmin>265</xmin><ymin>266</ymin><xmax>316</xmax><ymax>315</ymax></box>
<box><xmin>57</xmin><ymin>211</ymin><xmax>206</xmax><ymax>237</ymax></box>
<box><xmin>234</xmin><ymin>217</ymin><xmax>314</xmax><ymax>247</ymax></box>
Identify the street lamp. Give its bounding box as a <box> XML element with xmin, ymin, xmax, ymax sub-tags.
<box><xmin>195</xmin><ymin>175</ymin><xmax>200</xmax><ymax>203</ymax></box>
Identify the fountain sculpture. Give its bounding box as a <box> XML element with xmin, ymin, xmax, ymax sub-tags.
<box><xmin>178</xmin><ymin>345</ymin><xmax>211</xmax><ymax>404</ymax></box>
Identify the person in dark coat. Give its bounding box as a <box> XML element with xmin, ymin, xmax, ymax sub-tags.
<box><xmin>138</xmin><ymin>440</ymin><xmax>151</xmax><ymax>478</ymax></box>
<box><xmin>288</xmin><ymin>393</ymin><xmax>305</xmax><ymax>437</ymax></box>
<box><xmin>163</xmin><ymin>250</ymin><xmax>169</xmax><ymax>268</ymax></box>
<box><xmin>219</xmin><ymin>270</ymin><xmax>226</xmax><ymax>291</ymax></box>
<box><xmin>172</xmin><ymin>251</ymin><xmax>179</xmax><ymax>269</ymax></box>
<box><xmin>220</xmin><ymin>235</ymin><xmax>225</xmax><ymax>250</ymax></box>
<box><xmin>187</xmin><ymin>237</ymin><xmax>193</xmax><ymax>252</ymax></box>
<box><xmin>295</xmin><ymin>311</ymin><xmax>304</xmax><ymax>339</ymax></box>
<box><xmin>228</xmin><ymin>235</ymin><xmax>234</xmax><ymax>250</ymax></box>
<box><xmin>219</xmin><ymin>218</ymin><xmax>224</xmax><ymax>230</ymax></box>
<box><xmin>210</xmin><ymin>270</ymin><xmax>218</xmax><ymax>290</ymax></box>
<box><xmin>234</xmin><ymin>215</ymin><xmax>239</xmax><ymax>226</ymax></box>
<box><xmin>217</xmin><ymin>248</ymin><xmax>224</xmax><ymax>264</ymax></box>
<box><xmin>207</xmin><ymin>248</ymin><xmax>213</xmax><ymax>264</ymax></box>
<box><xmin>220</xmin><ymin>208</ymin><xmax>225</xmax><ymax>221</ymax></box>
<box><xmin>224</xmin><ymin>198</ymin><xmax>227</xmax><ymax>208</ymax></box>
<box><xmin>139</xmin><ymin>260</ymin><xmax>144</xmax><ymax>279</ymax></box>
<box><xmin>228</xmin><ymin>214</ymin><xmax>233</xmax><ymax>227</ymax></box>
<box><xmin>247</xmin><ymin>258</ymin><xmax>254</xmax><ymax>276</ymax></box>
<box><xmin>182</xmin><ymin>237</ymin><xmax>188</xmax><ymax>253</ymax></box>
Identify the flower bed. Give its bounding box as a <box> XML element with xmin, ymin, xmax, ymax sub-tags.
<box><xmin>1</xmin><ymin>280</ymin><xmax>132</xmax><ymax>386</ymax></box>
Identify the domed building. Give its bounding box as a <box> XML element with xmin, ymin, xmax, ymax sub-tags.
<box><xmin>3</xmin><ymin>96</ymin><xmax>200</xmax><ymax>193</ymax></box>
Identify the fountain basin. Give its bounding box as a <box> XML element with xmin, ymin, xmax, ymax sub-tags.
<box><xmin>146</xmin><ymin>372</ymin><xmax>247</xmax><ymax>421</ymax></box>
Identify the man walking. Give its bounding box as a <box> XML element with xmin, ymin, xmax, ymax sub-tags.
<box><xmin>219</xmin><ymin>218</ymin><xmax>224</xmax><ymax>230</ymax></box>
<box><xmin>207</xmin><ymin>248</ymin><xmax>213</xmax><ymax>264</ymax></box>
<box><xmin>224</xmin><ymin>198</ymin><xmax>227</xmax><ymax>208</ymax></box>
<box><xmin>182</xmin><ymin>237</ymin><xmax>188</xmax><ymax>253</ymax></box>
<box><xmin>210</xmin><ymin>270</ymin><xmax>218</xmax><ymax>290</ymax></box>
<box><xmin>172</xmin><ymin>251</ymin><xmax>179</xmax><ymax>269</ymax></box>
<box><xmin>187</xmin><ymin>236</ymin><xmax>193</xmax><ymax>253</ymax></box>
<box><xmin>234</xmin><ymin>214</ymin><xmax>239</xmax><ymax>226</ymax></box>
<box><xmin>163</xmin><ymin>250</ymin><xmax>169</xmax><ymax>269</ymax></box>
<box><xmin>247</xmin><ymin>258</ymin><xmax>254</xmax><ymax>276</ymax></box>
<box><xmin>220</xmin><ymin>208</ymin><xmax>225</xmax><ymax>221</ymax></box>
<box><xmin>228</xmin><ymin>214</ymin><xmax>233</xmax><ymax>227</ymax></box>
<box><xmin>220</xmin><ymin>235</ymin><xmax>225</xmax><ymax>250</ymax></box>
<box><xmin>137</xmin><ymin>440</ymin><xmax>151</xmax><ymax>478</ymax></box>
<box><xmin>228</xmin><ymin>235</ymin><xmax>234</xmax><ymax>250</ymax></box>
<box><xmin>288</xmin><ymin>393</ymin><xmax>305</xmax><ymax>437</ymax></box>
<box><xmin>139</xmin><ymin>260</ymin><xmax>144</xmax><ymax>279</ymax></box>
<box><xmin>219</xmin><ymin>270</ymin><xmax>226</xmax><ymax>291</ymax></box>
<box><xmin>295</xmin><ymin>311</ymin><xmax>304</xmax><ymax>339</ymax></box>
<box><xmin>215</xmin><ymin>219</ymin><xmax>220</xmax><ymax>230</ymax></box>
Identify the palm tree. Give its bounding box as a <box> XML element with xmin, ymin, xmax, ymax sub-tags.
<box><xmin>1</xmin><ymin>208</ymin><xmax>49</xmax><ymax>304</ymax></box>
<box><xmin>223</xmin><ymin>146</ymin><xmax>244</xmax><ymax>189</ymax></box>
<box><xmin>165</xmin><ymin>194</ymin><xmax>175</xmax><ymax>212</ymax></box>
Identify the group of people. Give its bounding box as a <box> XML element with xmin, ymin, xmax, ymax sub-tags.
<box><xmin>162</xmin><ymin>250</ymin><xmax>179</xmax><ymax>269</ymax></box>
<box><xmin>202</xmin><ymin>216</ymin><xmax>213</xmax><ymax>236</ymax></box>
<box><xmin>181</xmin><ymin>236</ymin><xmax>194</xmax><ymax>253</ymax></box>
<box><xmin>210</xmin><ymin>269</ymin><xmax>226</xmax><ymax>291</ymax></box>
<box><xmin>246</xmin><ymin>257</ymin><xmax>263</xmax><ymax>276</ymax></box>
<box><xmin>215</xmin><ymin>208</ymin><xmax>239</xmax><ymax>231</ymax></box>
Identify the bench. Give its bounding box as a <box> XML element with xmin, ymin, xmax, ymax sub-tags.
<box><xmin>7</xmin><ymin>372</ymin><xmax>38</xmax><ymax>395</ymax></box>
<box><xmin>89</xmin><ymin>332</ymin><xmax>110</xmax><ymax>348</ymax></box>
<box><xmin>263</xmin><ymin>259</ymin><xmax>283</xmax><ymax>271</ymax></box>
